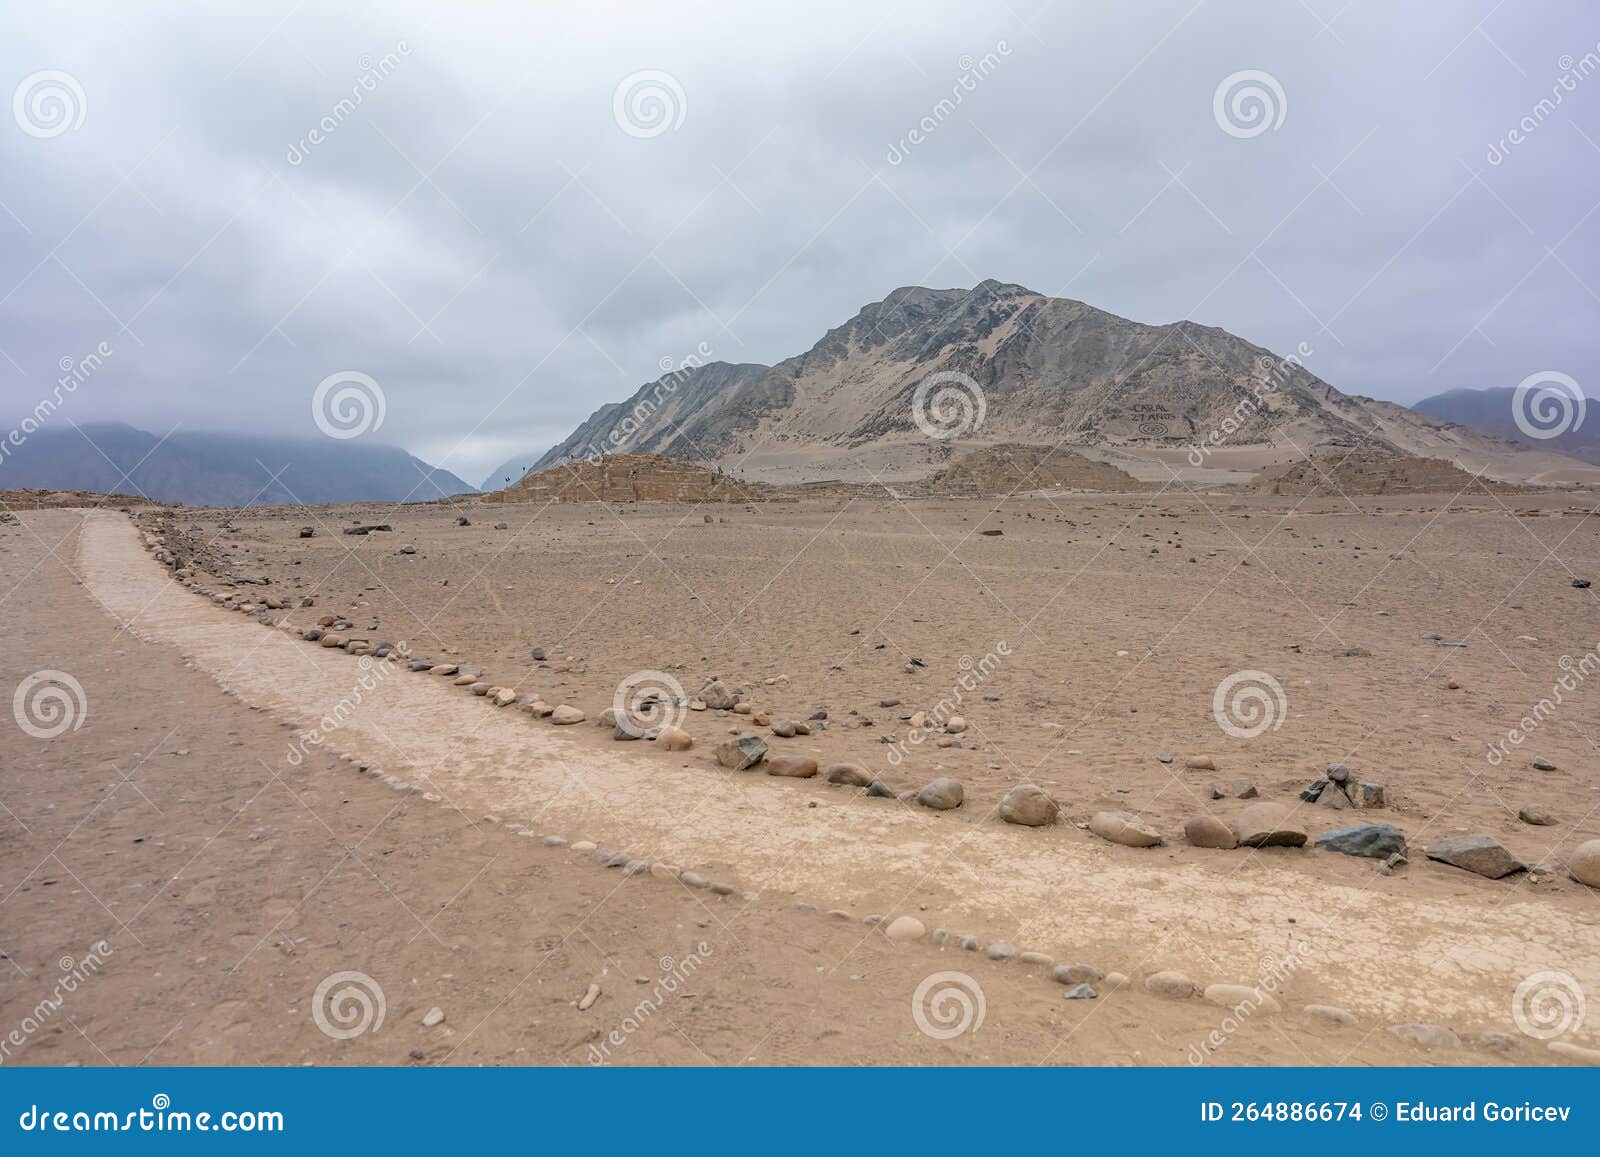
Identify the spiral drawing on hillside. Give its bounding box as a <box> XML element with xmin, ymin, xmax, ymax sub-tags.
<box><xmin>312</xmin><ymin>371</ymin><xmax>386</xmax><ymax>440</ymax></box>
<box><xmin>312</xmin><ymin>970</ymin><xmax>386</xmax><ymax>1040</ymax></box>
<box><xmin>1137</xmin><ymin>420</ymin><xmax>1169</xmax><ymax>437</ymax></box>
<box><xmin>912</xmin><ymin>371</ymin><xmax>986</xmax><ymax>441</ymax></box>
<box><xmin>911</xmin><ymin>971</ymin><xmax>986</xmax><ymax>1040</ymax></box>
<box><xmin>1212</xmin><ymin>70</ymin><xmax>1286</xmax><ymax>139</ymax></box>
<box><xmin>13</xmin><ymin>670</ymin><xmax>87</xmax><ymax>739</ymax></box>
<box><xmin>613</xmin><ymin>70</ymin><xmax>686</xmax><ymax>138</ymax></box>
<box><xmin>1511</xmin><ymin>371</ymin><xmax>1585</xmax><ymax>441</ymax></box>
<box><xmin>613</xmin><ymin>670</ymin><xmax>687</xmax><ymax>738</ymax></box>
<box><xmin>13</xmin><ymin>70</ymin><xmax>86</xmax><ymax>138</ymax></box>
<box><xmin>1511</xmin><ymin>971</ymin><xmax>1585</xmax><ymax>1040</ymax></box>
<box><xmin>1211</xmin><ymin>669</ymin><xmax>1287</xmax><ymax>739</ymax></box>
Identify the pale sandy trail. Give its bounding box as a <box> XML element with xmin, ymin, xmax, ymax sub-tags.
<box><xmin>76</xmin><ymin>509</ymin><xmax>1599</xmax><ymax>1030</ymax></box>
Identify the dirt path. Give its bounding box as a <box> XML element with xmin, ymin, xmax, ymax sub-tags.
<box><xmin>75</xmin><ymin>509</ymin><xmax>1600</xmax><ymax>1037</ymax></box>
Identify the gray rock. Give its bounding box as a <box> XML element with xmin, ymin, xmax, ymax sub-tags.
<box><xmin>701</xmin><ymin>680</ymin><xmax>738</xmax><ymax>710</ymax></box>
<box><xmin>916</xmin><ymin>777</ymin><xmax>965</xmax><ymax>810</ymax></box>
<box><xmin>1052</xmin><ymin>963</ymin><xmax>1103</xmax><ymax>985</ymax></box>
<box><xmin>1210</xmin><ymin>780</ymin><xmax>1258</xmax><ymax>800</ymax></box>
<box><xmin>1062</xmin><ymin>984</ymin><xmax>1098</xmax><ymax>1000</ymax></box>
<box><xmin>1316</xmin><ymin>823</ymin><xmax>1407</xmax><ymax>860</ymax></box>
<box><xmin>1532</xmin><ymin>756</ymin><xmax>1557</xmax><ymax>771</ymax></box>
<box><xmin>998</xmin><ymin>784</ymin><xmax>1058</xmax><ymax>826</ymax></box>
<box><xmin>865</xmin><ymin>780</ymin><xmax>896</xmax><ymax>798</ymax></box>
<box><xmin>985</xmin><ymin>941</ymin><xmax>1014</xmax><ymax>961</ymax></box>
<box><xmin>1235</xmin><ymin>803</ymin><xmax>1308</xmax><ymax>848</ymax></box>
<box><xmin>1144</xmin><ymin>970</ymin><xmax>1198</xmax><ymax>999</ymax></box>
<box><xmin>714</xmin><ymin>733</ymin><xmax>768</xmax><ymax>770</ymax></box>
<box><xmin>1088</xmin><ymin>810</ymin><xmax>1161</xmax><ymax>848</ymax></box>
<box><xmin>1425</xmin><ymin>834</ymin><xmax>1524</xmax><ymax>879</ymax></box>
<box><xmin>824</xmin><ymin>763</ymin><xmax>871</xmax><ymax>787</ymax></box>
<box><xmin>1518</xmin><ymin>806</ymin><xmax>1556</xmax><ymax>826</ymax></box>
<box><xmin>1388</xmin><ymin>1023</ymin><xmax>1460</xmax><ymax>1049</ymax></box>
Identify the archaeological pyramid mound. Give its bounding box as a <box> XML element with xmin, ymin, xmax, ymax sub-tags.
<box><xmin>916</xmin><ymin>443</ymin><xmax>1149</xmax><ymax>495</ymax></box>
<box><xmin>1252</xmin><ymin>451</ymin><xmax>1511</xmax><ymax>496</ymax></box>
<box><xmin>494</xmin><ymin>452</ymin><xmax>761</xmax><ymax>504</ymax></box>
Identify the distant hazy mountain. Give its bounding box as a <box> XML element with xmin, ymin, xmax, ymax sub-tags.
<box><xmin>0</xmin><ymin>422</ymin><xmax>476</xmax><ymax>506</ymax></box>
<box><xmin>534</xmin><ymin>280</ymin><xmax>1534</xmax><ymax>473</ymax></box>
<box><xmin>479</xmin><ymin>451</ymin><xmax>547</xmax><ymax>493</ymax></box>
<box><xmin>1412</xmin><ymin>386</ymin><xmax>1600</xmax><ymax>465</ymax></box>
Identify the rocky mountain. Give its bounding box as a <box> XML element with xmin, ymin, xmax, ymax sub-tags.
<box><xmin>534</xmin><ymin>281</ymin><xmax>1546</xmax><ymax>479</ymax></box>
<box><xmin>1413</xmin><ymin>386</ymin><xmax>1600</xmax><ymax>465</ymax></box>
<box><xmin>0</xmin><ymin>422</ymin><xmax>475</xmax><ymax>507</ymax></box>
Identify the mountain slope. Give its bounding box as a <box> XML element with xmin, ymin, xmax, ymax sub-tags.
<box><xmin>1413</xmin><ymin>386</ymin><xmax>1600</xmax><ymax>465</ymax></box>
<box><xmin>537</xmin><ymin>281</ymin><xmax>1553</xmax><ymax>481</ymax></box>
<box><xmin>0</xmin><ymin>422</ymin><xmax>475</xmax><ymax>506</ymax></box>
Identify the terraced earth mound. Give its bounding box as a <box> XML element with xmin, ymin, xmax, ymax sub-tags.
<box><xmin>1252</xmin><ymin>451</ymin><xmax>1518</xmax><ymax>496</ymax></box>
<box><xmin>915</xmin><ymin>443</ymin><xmax>1151</xmax><ymax>495</ymax></box>
<box><xmin>494</xmin><ymin>452</ymin><xmax>762</xmax><ymax>504</ymax></box>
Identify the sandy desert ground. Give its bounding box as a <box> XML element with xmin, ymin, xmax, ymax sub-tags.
<box><xmin>4</xmin><ymin>482</ymin><xmax>1600</xmax><ymax>1066</ymax></box>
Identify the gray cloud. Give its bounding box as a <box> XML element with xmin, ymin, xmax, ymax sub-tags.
<box><xmin>2</xmin><ymin>0</ymin><xmax>1597</xmax><ymax>483</ymax></box>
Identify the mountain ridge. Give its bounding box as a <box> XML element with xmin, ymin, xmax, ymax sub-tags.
<box><xmin>529</xmin><ymin>281</ymin><xmax>1560</xmax><ymax>483</ymax></box>
<box><xmin>0</xmin><ymin>422</ymin><xmax>476</xmax><ymax>507</ymax></box>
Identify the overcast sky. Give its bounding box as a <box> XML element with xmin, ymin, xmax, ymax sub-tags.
<box><xmin>2</xmin><ymin>1</ymin><xmax>1596</xmax><ymax>483</ymax></box>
